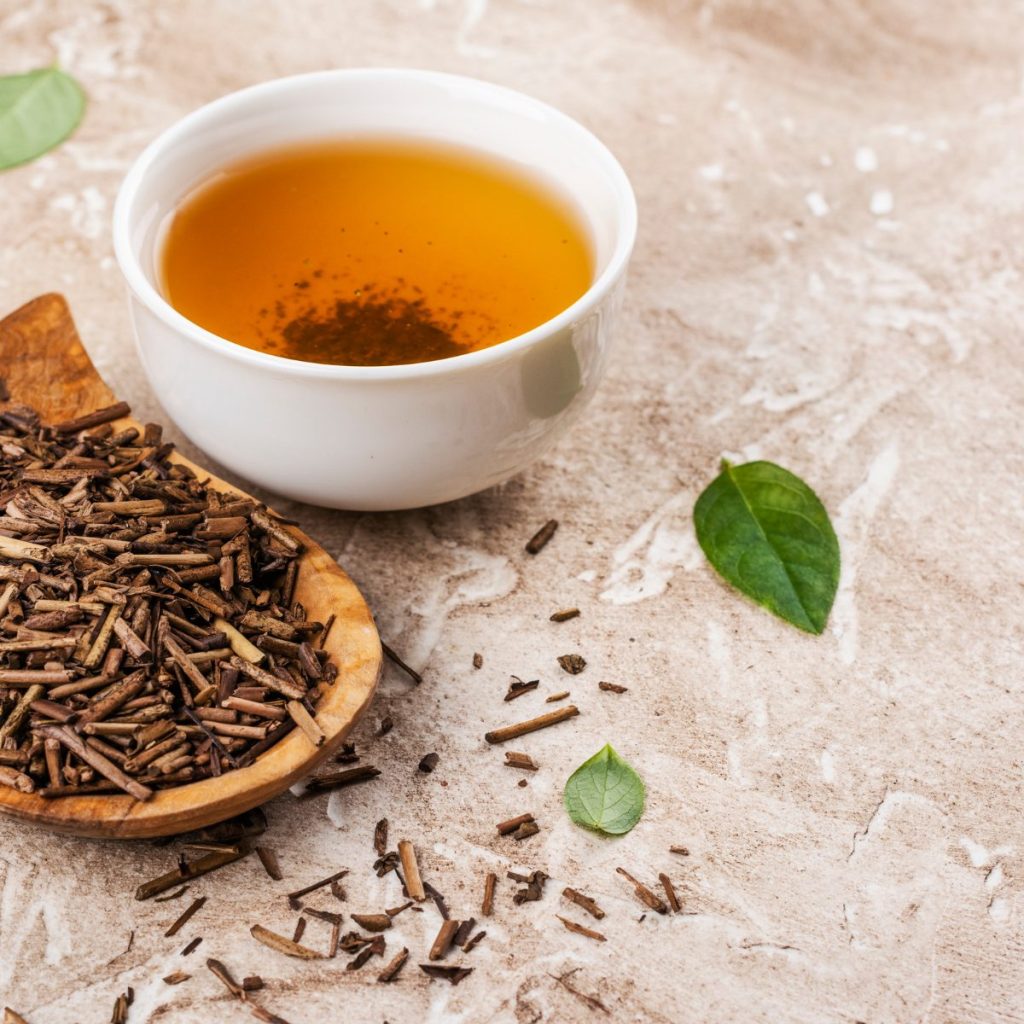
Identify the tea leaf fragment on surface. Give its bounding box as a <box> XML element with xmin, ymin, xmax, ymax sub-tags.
<box><xmin>0</xmin><ymin>67</ymin><xmax>85</xmax><ymax>170</ymax></box>
<box><xmin>564</xmin><ymin>743</ymin><xmax>644</xmax><ymax>836</ymax></box>
<box><xmin>693</xmin><ymin>459</ymin><xmax>840</xmax><ymax>634</ymax></box>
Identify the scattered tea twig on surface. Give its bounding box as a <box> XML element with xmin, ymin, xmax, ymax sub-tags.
<box><xmin>545</xmin><ymin>690</ymin><xmax>570</xmax><ymax>703</ymax></box>
<box><xmin>525</xmin><ymin>519</ymin><xmax>558</xmax><ymax>554</ymax></box>
<box><xmin>377</xmin><ymin>946</ymin><xmax>409</xmax><ymax>982</ymax></box>
<box><xmin>300</xmin><ymin>766</ymin><xmax>380</xmax><ymax>796</ymax></box>
<box><xmin>481</xmin><ymin>872</ymin><xmax>497</xmax><ymax>916</ymax></box>
<box><xmin>333</xmin><ymin>743</ymin><xmax>359</xmax><ymax>766</ymax></box>
<box><xmin>104</xmin><ymin>929</ymin><xmax>135</xmax><ymax>967</ymax></box>
<box><xmin>181</xmin><ymin>937</ymin><xmax>202</xmax><ymax>956</ymax></box>
<box><xmin>503</xmin><ymin>676</ymin><xmax>539</xmax><ymax>702</ymax></box>
<box><xmin>285</xmin><ymin>868</ymin><xmax>348</xmax><ymax>909</ymax></box>
<box><xmin>496</xmin><ymin>812</ymin><xmax>535</xmax><ymax>835</ymax></box>
<box><xmin>136</xmin><ymin>843</ymin><xmax>254</xmax><ymax>900</ymax></box>
<box><xmin>250</xmin><ymin>1007</ymin><xmax>293</xmax><ymax>1024</ymax></box>
<box><xmin>472</xmin><ymin>652</ymin><xmax>483</xmax><ymax>670</ymax></box>
<box><xmin>557</xmin><ymin>653</ymin><xmax>586</xmax><ymax>675</ymax></box>
<box><xmin>256</xmin><ymin>847</ymin><xmax>283</xmax><ymax>881</ymax></box>
<box><xmin>250</xmin><ymin>923</ymin><xmax>324</xmax><ymax>959</ymax></box>
<box><xmin>162</xmin><ymin>971</ymin><xmax>190</xmax><ymax>985</ymax></box>
<box><xmin>462</xmin><ymin>930</ymin><xmax>487</xmax><ymax>953</ymax></box>
<box><xmin>557</xmin><ymin>915</ymin><xmax>606</xmax><ymax>942</ymax></box>
<box><xmin>504</xmin><ymin>751</ymin><xmax>538</xmax><ymax>771</ymax></box>
<box><xmin>423</xmin><ymin>881</ymin><xmax>450</xmax><ymax>920</ymax></box>
<box><xmin>419</xmin><ymin>964</ymin><xmax>473</xmax><ymax>985</ymax></box>
<box><xmin>346</xmin><ymin>935</ymin><xmax>386</xmax><ymax>970</ymax></box>
<box><xmin>659</xmin><ymin>873</ymin><xmax>681</xmax><ymax>912</ymax></box>
<box><xmin>351</xmin><ymin>913</ymin><xmax>391</xmax><ymax>932</ymax></box>
<box><xmin>549</xmin><ymin>608</ymin><xmax>579</xmax><ymax>622</ymax></box>
<box><xmin>550</xmin><ymin>968</ymin><xmax>609</xmax><ymax>1015</ymax></box>
<box><xmin>417</xmin><ymin>752</ymin><xmax>439</xmax><ymax>773</ymax></box>
<box><xmin>510</xmin><ymin>870</ymin><xmax>547</xmax><ymax>905</ymax></box>
<box><xmin>398</xmin><ymin>841</ymin><xmax>426</xmax><ymax>902</ymax></box>
<box><xmin>485</xmin><ymin>705</ymin><xmax>579</xmax><ymax>744</ymax></box>
<box><xmin>562</xmin><ymin>887</ymin><xmax>605</xmax><ymax>920</ymax></box>
<box><xmin>374</xmin><ymin>818</ymin><xmax>388</xmax><ymax>856</ymax></box>
<box><xmin>164</xmin><ymin>896</ymin><xmax>206</xmax><ymax>937</ymax></box>
<box><xmin>616</xmin><ymin>867</ymin><xmax>668</xmax><ymax>914</ymax></box>
<box><xmin>381</xmin><ymin>642</ymin><xmax>421</xmax><ymax>684</ymax></box>
<box><xmin>206</xmin><ymin>955</ymin><xmax>293</xmax><ymax>1024</ymax></box>
<box><xmin>428</xmin><ymin>919</ymin><xmax>460</xmax><ymax>960</ymax></box>
<box><xmin>207</xmin><ymin>958</ymin><xmax>246</xmax><ymax>999</ymax></box>
<box><xmin>598</xmin><ymin>681</ymin><xmax>628</xmax><ymax>694</ymax></box>
<box><xmin>110</xmin><ymin>987</ymin><xmax>133</xmax><ymax>1024</ymax></box>
<box><xmin>452</xmin><ymin>918</ymin><xmax>476</xmax><ymax>948</ymax></box>
<box><xmin>669</xmin><ymin>845</ymin><xmax>690</xmax><ymax>856</ymax></box>
<box><xmin>373</xmin><ymin>851</ymin><xmax>400</xmax><ymax>878</ymax></box>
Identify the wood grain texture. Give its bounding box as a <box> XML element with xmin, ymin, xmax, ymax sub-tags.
<box><xmin>0</xmin><ymin>293</ymin><xmax>116</xmax><ymax>419</ymax></box>
<box><xmin>0</xmin><ymin>294</ymin><xmax>382</xmax><ymax>838</ymax></box>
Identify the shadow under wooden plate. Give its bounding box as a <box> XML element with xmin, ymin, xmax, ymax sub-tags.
<box><xmin>0</xmin><ymin>293</ymin><xmax>382</xmax><ymax>838</ymax></box>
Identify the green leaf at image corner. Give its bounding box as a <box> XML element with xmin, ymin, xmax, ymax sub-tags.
<box><xmin>0</xmin><ymin>67</ymin><xmax>86</xmax><ymax>171</ymax></box>
<box><xmin>693</xmin><ymin>459</ymin><xmax>840</xmax><ymax>634</ymax></box>
<box><xmin>564</xmin><ymin>743</ymin><xmax>645</xmax><ymax>836</ymax></box>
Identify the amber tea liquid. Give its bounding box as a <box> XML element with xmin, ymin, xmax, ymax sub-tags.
<box><xmin>159</xmin><ymin>139</ymin><xmax>593</xmax><ymax>366</ymax></box>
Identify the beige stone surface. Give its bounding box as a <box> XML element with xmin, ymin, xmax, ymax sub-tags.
<box><xmin>2</xmin><ymin>0</ymin><xmax>1024</xmax><ymax>1020</ymax></box>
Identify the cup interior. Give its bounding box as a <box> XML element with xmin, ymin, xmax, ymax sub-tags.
<box><xmin>115</xmin><ymin>69</ymin><xmax>636</xmax><ymax>372</ymax></box>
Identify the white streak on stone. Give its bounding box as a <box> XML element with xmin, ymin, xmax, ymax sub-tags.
<box><xmin>961</xmin><ymin>836</ymin><xmax>991</xmax><ymax>867</ymax></box>
<box><xmin>959</xmin><ymin>835</ymin><xmax>1015</xmax><ymax>868</ymax></box>
<box><xmin>50</xmin><ymin>186</ymin><xmax>108</xmax><ymax>239</ymax></box>
<box><xmin>988</xmin><ymin>896</ymin><xmax>1010</xmax><ymax>923</ymax></box>
<box><xmin>855</xmin><ymin>146</ymin><xmax>878</xmax><ymax>172</ymax></box>
<box><xmin>821</xmin><ymin>748</ymin><xmax>836</xmax><ymax>784</ymax></box>
<box><xmin>870</xmin><ymin>189</ymin><xmax>894</xmax><ymax>215</ymax></box>
<box><xmin>805</xmin><ymin>191</ymin><xmax>830</xmax><ymax>217</ymax></box>
<box><xmin>740</xmin><ymin>377</ymin><xmax>831</xmax><ymax>413</ymax></box>
<box><xmin>456</xmin><ymin>0</ymin><xmax>495</xmax><ymax>56</ymax></box>
<box><xmin>600</xmin><ymin>490</ymin><xmax>702</xmax><ymax>605</ymax></box>
<box><xmin>832</xmin><ymin>443</ymin><xmax>900</xmax><ymax>664</ymax></box>
<box><xmin>727</xmin><ymin>743</ymin><xmax>750</xmax><ymax>786</ymax></box>
<box><xmin>409</xmin><ymin>545</ymin><xmax>516</xmax><ymax>665</ymax></box>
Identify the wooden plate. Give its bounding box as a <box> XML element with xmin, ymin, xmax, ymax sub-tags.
<box><xmin>0</xmin><ymin>294</ymin><xmax>381</xmax><ymax>838</ymax></box>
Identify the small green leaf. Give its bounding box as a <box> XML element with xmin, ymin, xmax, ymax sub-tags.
<box><xmin>0</xmin><ymin>67</ymin><xmax>86</xmax><ymax>171</ymax></box>
<box><xmin>693</xmin><ymin>459</ymin><xmax>840</xmax><ymax>634</ymax></box>
<box><xmin>563</xmin><ymin>743</ymin><xmax>644</xmax><ymax>836</ymax></box>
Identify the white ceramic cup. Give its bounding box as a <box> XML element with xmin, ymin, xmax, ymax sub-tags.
<box><xmin>113</xmin><ymin>69</ymin><xmax>636</xmax><ymax>510</ymax></box>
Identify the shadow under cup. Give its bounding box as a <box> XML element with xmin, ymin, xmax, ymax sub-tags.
<box><xmin>114</xmin><ymin>69</ymin><xmax>636</xmax><ymax>510</ymax></box>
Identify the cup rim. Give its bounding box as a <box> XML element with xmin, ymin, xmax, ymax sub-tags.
<box><xmin>112</xmin><ymin>67</ymin><xmax>637</xmax><ymax>381</ymax></box>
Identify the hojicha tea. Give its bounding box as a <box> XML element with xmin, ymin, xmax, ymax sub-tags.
<box><xmin>0</xmin><ymin>400</ymin><xmax>335</xmax><ymax>801</ymax></box>
<box><xmin>159</xmin><ymin>140</ymin><xmax>593</xmax><ymax>366</ymax></box>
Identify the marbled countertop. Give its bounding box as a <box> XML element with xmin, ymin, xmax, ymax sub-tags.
<box><xmin>2</xmin><ymin>1</ymin><xmax>1023</xmax><ymax>1021</ymax></box>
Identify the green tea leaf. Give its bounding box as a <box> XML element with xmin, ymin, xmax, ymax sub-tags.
<box><xmin>693</xmin><ymin>459</ymin><xmax>840</xmax><ymax>634</ymax></box>
<box><xmin>0</xmin><ymin>67</ymin><xmax>86</xmax><ymax>171</ymax></box>
<box><xmin>564</xmin><ymin>743</ymin><xmax>644</xmax><ymax>836</ymax></box>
